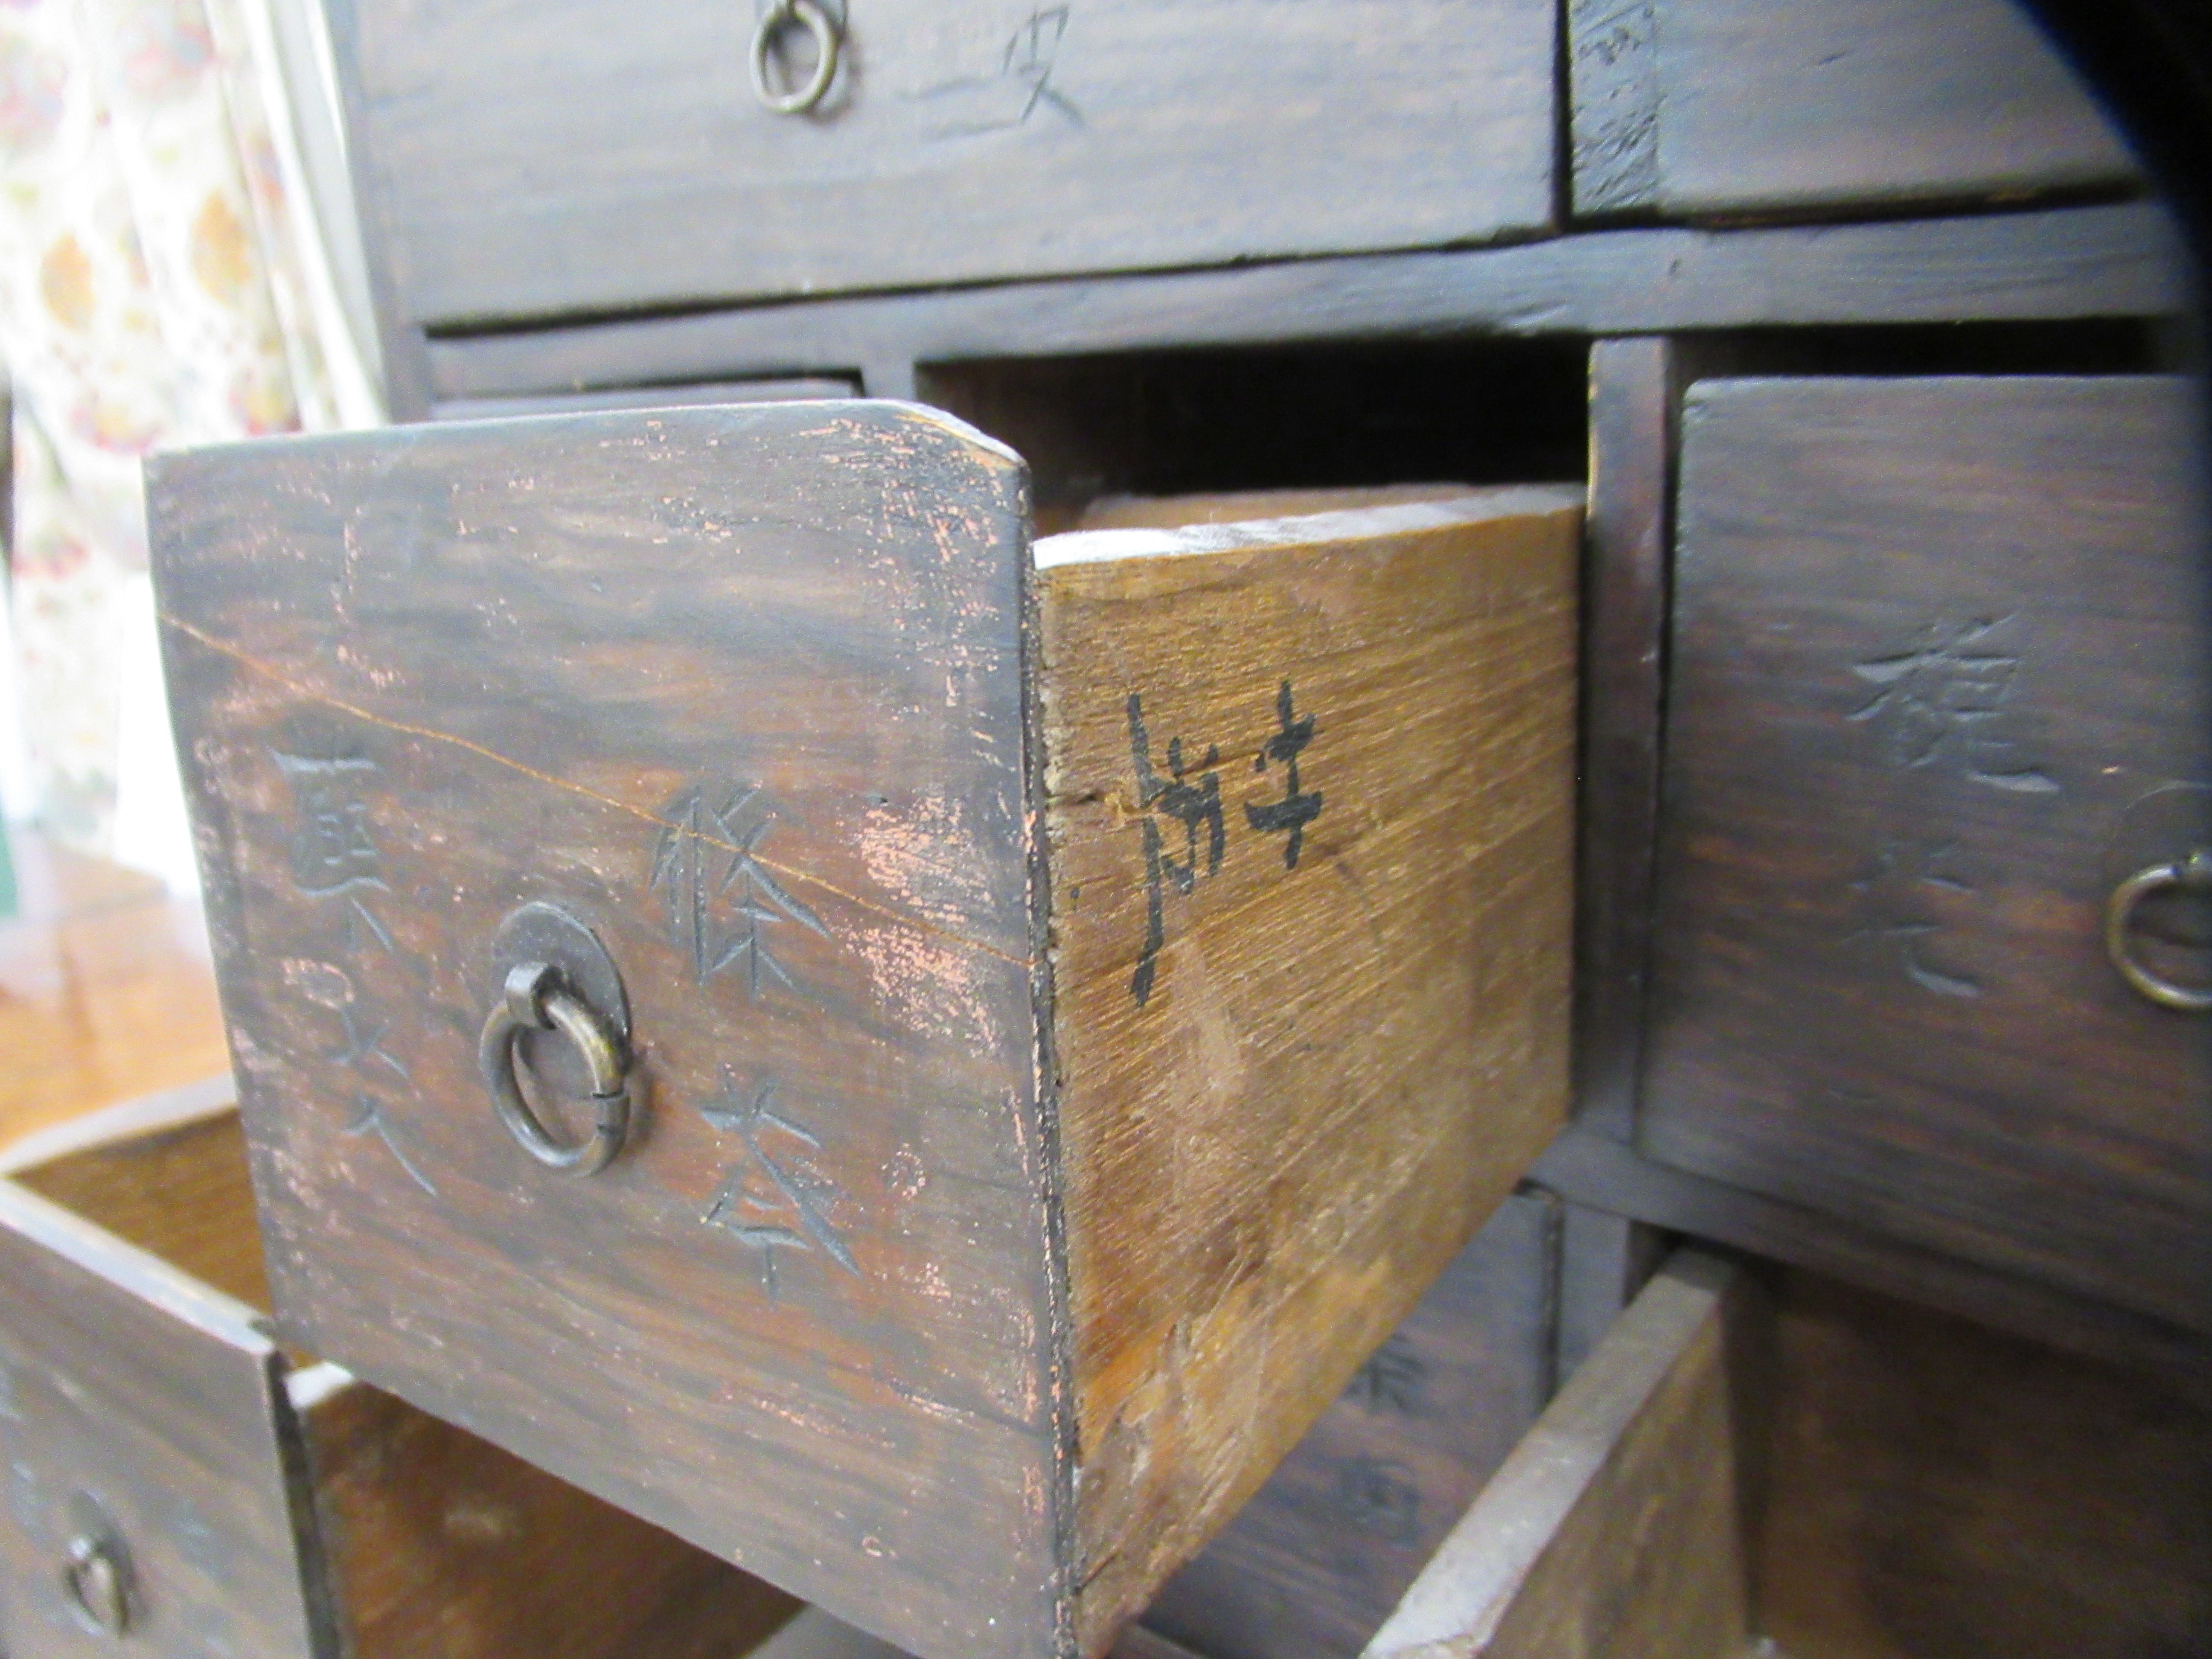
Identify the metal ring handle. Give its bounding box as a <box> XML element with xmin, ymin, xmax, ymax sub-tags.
<box><xmin>750</xmin><ymin>0</ymin><xmax>840</xmax><ymax>114</ymax></box>
<box><xmin>478</xmin><ymin>962</ymin><xmax>632</xmax><ymax>1174</ymax></box>
<box><xmin>63</xmin><ymin>1533</ymin><xmax>128</xmax><ymax>1637</ymax></box>
<box><xmin>2104</xmin><ymin>848</ymin><xmax>2212</xmax><ymax>1013</ymax></box>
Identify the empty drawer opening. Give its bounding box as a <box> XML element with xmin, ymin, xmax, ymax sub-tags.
<box><xmin>917</xmin><ymin>338</ymin><xmax>1590</xmax><ymax>533</ymax></box>
<box><xmin>1360</xmin><ymin>1250</ymin><xmax>2212</xmax><ymax>1659</ymax></box>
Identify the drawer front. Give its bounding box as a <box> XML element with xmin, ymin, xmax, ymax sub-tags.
<box><xmin>1643</xmin><ymin>376</ymin><xmax>2211</xmax><ymax>1328</ymax></box>
<box><xmin>1569</xmin><ymin>0</ymin><xmax>2136</xmax><ymax>219</ymax></box>
<box><xmin>0</xmin><ymin>1184</ymin><xmax>317</xmax><ymax>1658</ymax></box>
<box><xmin>347</xmin><ymin>0</ymin><xmax>1555</xmax><ymax>327</ymax></box>
<box><xmin>151</xmin><ymin>404</ymin><xmax>1061</xmax><ymax>1659</ymax></box>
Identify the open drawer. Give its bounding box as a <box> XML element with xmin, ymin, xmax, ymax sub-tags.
<box><xmin>146</xmin><ymin>403</ymin><xmax>1580</xmax><ymax>1659</ymax></box>
<box><xmin>0</xmin><ymin>1097</ymin><xmax>797</xmax><ymax>1657</ymax></box>
<box><xmin>1363</xmin><ymin>1248</ymin><xmax>2212</xmax><ymax>1659</ymax></box>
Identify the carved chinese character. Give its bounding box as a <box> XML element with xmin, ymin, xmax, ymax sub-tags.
<box><xmin>1126</xmin><ymin>693</ymin><xmax>1225</xmax><ymax>1007</ymax></box>
<box><xmin>1345</xmin><ymin>1334</ymin><xmax>1425</xmax><ymax>1416</ymax></box>
<box><xmin>285</xmin><ymin>956</ymin><xmax>437</xmax><ymax>1193</ymax></box>
<box><xmin>652</xmin><ymin>782</ymin><xmax>828</xmax><ymax>997</ymax></box>
<box><xmin>1333</xmin><ymin>1456</ymin><xmax>1422</xmax><ymax>1545</ymax></box>
<box><xmin>1845</xmin><ymin>837</ymin><xmax>1980</xmax><ymax>998</ymax></box>
<box><xmin>1848</xmin><ymin>619</ymin><xmax>2057</xmax><ymax>794</ymax></box>
<box><xmin>698</xmin><ymin>1072</ymin><xmax>857</xmax><ymax>1298</ymax></box>
<box><xmin>1245</xmin><ymin>680</ymin><xmax>1324</xmax><ymax>869</ymax></box>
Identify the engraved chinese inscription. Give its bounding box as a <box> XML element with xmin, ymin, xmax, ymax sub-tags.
<box><xmin>698</xmin><ymin>1070</ymin><xmax>857</xmax><ymax>1297</ymax></box>
<box><xmin>1344</xmin><ymin>1334</ymin><xmax>1426</xmax><ymax>1416</ymax></box>
<box><xmin>652</xmin><ymin>781</ymin><xmax>827</xmax><ymax>997</ymax></box>
<box><xmin>1845</xmin><ymin>837</ymin><xmax>1980</xmax><ymax>998</ymax></box>
<box><xmin>1127</xmin><ymin>681</ymin><xmax>1328</xmax><ymax>1006</ymax></box>
<box><xmin>1849</xmin><ymin>618</ymin><xmax>2058</xmax><ymax>794</ymax></box>
<box><xmin>1333</xmin><ymin>1456</ymin><xmax>1422</xmax><ymax>1546</ymax></box>
<box><xmin>275</xmin><ymin>751</ymin><xmax>435</xmax><ymax>1193</ymax></box>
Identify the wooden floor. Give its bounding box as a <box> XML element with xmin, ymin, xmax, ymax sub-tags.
<box><xmin>0</xmin><ymin>825</ymin><xmax>230</xmax><ymax>1154</ymax></box>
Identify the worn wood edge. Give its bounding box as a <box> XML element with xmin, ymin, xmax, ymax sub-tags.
<box><xmin>0</xmin><ymin>1071</ymin><xmax>238</xmax><ymax>1175</ymax></box>
<box><xmin>1075</xmin><ymin>484</ymin><xmax>1483</xmax><ymax>532</ymax></box>
<box><xmin>420</xmin><ymin>204</ymin><xmax>2186</xmax><ymax>407</ymax></box>
<box><xmin>1534</xmin><ymin>1124</ymin><xmax>2212</xmax><ymax>1404</ymax></box>
<box><xmin>1034</xmin><ymin>488</ymin><xmax>1586</xmax><ymax>570</ymax></box>
<box><xmin>0</xmin><ymin>1175</ymin><xmax>275</xmax><ymax>1357</ymax></box>
<box><xmin>1364</xmin><ymin>1249</ymin><xmax>1740</xmax><ymax>1659</ymax></box>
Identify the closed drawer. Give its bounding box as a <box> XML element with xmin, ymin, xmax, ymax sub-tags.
<box><xmin>1365</xmin><ymin>1248</ymin><xmax>2212</xmax><ymax>1659</ymax></box>
<box><xmin>1642</xmin><ymin>375</ymin><xmax>2210</xmax><ymax>1330</ymax></box>
<box><xmin>147</xmin><ymin>405</ymin><xmax>1580</xmax><ymax>1659</ymax></box>
<box><xmin>345</xmin><ymin>0</ymin><xmax>1555</xmax><ymax>329</ymax></box>
<box><xmin>0</xmin><ymin>1102</ymin><xmax>797</xmax><ymax>1658</ymax></box>
<box><xmin>1569</xmin><ymin>0</ymin><xmax>2138</xmax><ymax>221</ymax></box>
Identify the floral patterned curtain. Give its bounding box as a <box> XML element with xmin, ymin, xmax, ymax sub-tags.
<box><xmin>0</xmin><ymin>0</ymin><xmax>378</xmax><ymax>864</ymax></box>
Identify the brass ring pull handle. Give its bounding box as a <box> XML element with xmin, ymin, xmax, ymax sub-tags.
<box><xmin>63</xmin><ymin>1532</ymin><xmax>128</xmax><ymax>1637</ymax></box>
<box><xmin>479</xmin><ymin>962</ymin><xmax>633</xmax><ymax>1174</ymax></box>
<box><xmin>2104</xmin><ymin>848</ymin><xmax>2212</xmax><ymax>1013</ymax></box>
<box><xmin>751</xmin><ymin>0</ymin><xmax>840</xmax><ymax>115</ymax></box>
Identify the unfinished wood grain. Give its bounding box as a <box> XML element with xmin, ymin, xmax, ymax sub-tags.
<box><xmin>1141</xmin><ymin>1190</ymin><xmax>1564</xmax><ymax>1659</ymax></box>
<box><xmin>1036</xmin><ymin>489</ymin><xmax>1581</xmax><ymax>1648</ymax></box>
<box><xmin>296</xmin><ymin>1373</ymin><xmax>805</xmax><ymax>1659</ymax></box>
<box><xmin>12</xmin><ymin>1109</ymin><xmax>271</xmax><ymax>1311</ymax></box>
<box><xmin>1365</xmin><ymin>1251</ymin><xmax>1751</xmax><ymax>1659</ymax></box>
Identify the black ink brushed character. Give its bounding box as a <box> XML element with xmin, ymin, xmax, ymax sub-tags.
<box><xmin>1245</xmin><ymin>680</ymin><xmax>1324</xmax><ymax>868</ymax></box>
<box><xmin>1127</xmin><ymin>693</ymin><xmax>1224</xmax><ymax>1007</ymax></box>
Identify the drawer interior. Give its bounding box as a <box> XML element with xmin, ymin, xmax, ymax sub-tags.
<box><xmin>919</xmin><ymin>337</ymin><xmax>1590</xmax><ymax>533</ymax></box>
<box><xmin>1371</xmin><ymin>1249</ymin><xmax>2212</xmax><ymax>1659</ymax></box>
<box><xmin>2</xmin><ymin>1103</ymin><xmax>810</xmax><ymax>1659</ymax></box>
<box><xmin>11</xmin><ymin>1109</ymin><xmax>270</xmax><ymax>1312</ymax></box>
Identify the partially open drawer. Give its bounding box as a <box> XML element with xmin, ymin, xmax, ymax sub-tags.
<box><xmin>0</xmin><ymin>1098</ymin><xmax>797</xmax><ymax>1657</ymax></box>
<box><xmin>1360</xmin><ymin>1248</ymin><xmax>2212</xmax><ymax>1659</ymax></box>
<box><xmin>147</xmin><ymin>403</ymin><xmax>1580</xmax><ymax>1659</ymax></box>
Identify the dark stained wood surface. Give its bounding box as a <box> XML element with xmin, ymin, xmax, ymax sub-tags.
<box><xmin>1138</xmin><ymin>1191</ymin><xmax>1560</xmax><ymax>1659</ymax></box>
<box><xmin>415</xmin><ymin>203</ymin><xmax>2186</xmax><ymax>419</ymax></box>
<box><xmin>152</xmin><ymin>403</ymin><xmax>1062</xmax><ymax>1659</ymax></box>
<box><xmin>1570</xmin><ymin>0</ymin><xmax>2139</xmax><ymax>220</ymax></box>
<box><xmin>339</xmin><ymin>0</ymin><xmax>1554</xmax><ymax>331</ymax></box>
<box><xmin>1753</xmin><ymin>1270</ymin><xmax>2212</xmax><ymax>1659</ymax></box>
<box><xmin>1643</xmin><ymin>375</ymin><xmax>2212</xmax><ymax>1332</ymax></box>
<box><xmin>1573</xmin><ymin>339</ymin><xmax>1674</xmax><ymax>1142</ymax></box>
<box><xmin>0</xmin><ymin>1179</ymin><xmax>317</xmax><ymax>1658</ymax></box>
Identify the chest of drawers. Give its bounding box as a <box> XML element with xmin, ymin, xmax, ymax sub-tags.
<box><xmin>122</xmin><ymin>0</ymin><xmax>2212</xmax><ymax>1651</ymax></box>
